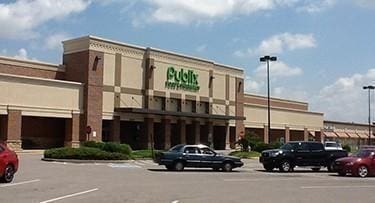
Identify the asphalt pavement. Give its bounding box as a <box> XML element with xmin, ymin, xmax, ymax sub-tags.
<box><xmin>1</xmin><ymin>154</ymin><xmax>375</xmax><ymax>203</ymax></box>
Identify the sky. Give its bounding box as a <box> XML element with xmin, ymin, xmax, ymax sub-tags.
<box><xmin>0</xmin><ymin>0</ymin><xmax>375</xmax><ymax>123</ymax></box>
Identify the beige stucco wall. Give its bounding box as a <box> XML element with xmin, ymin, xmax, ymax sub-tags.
<box><xmin>244</xmin><ymin>104</ymin><xmax>323</xmax><ymax>131</ymax></box>
<box><xmin>64</xmin><ymin>36</ymin><xmax>244</xmax><ymax>120</ymax></box>
<box><xmin>0</xmin><ymin>73</ymin><xmax>83</xmax><ymax>118</ymax></box>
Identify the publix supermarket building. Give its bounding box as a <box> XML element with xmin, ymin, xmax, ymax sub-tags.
<box><xmin>0</xmin><ymin>36</ymin><xmax>327</xmax><ymax>151</ymax></box>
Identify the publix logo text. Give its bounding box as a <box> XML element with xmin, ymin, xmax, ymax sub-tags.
<box><xmin>165</xmin><ymin>66</ymin><xmax>200</xmax><ymax>91</ymax></box>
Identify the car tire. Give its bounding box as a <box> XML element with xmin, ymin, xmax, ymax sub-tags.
<box><xmin>263</xmin><ymin>164</ymin><xmax>274</xmax><ymax>172</ymax></box>
<box><xmin>311</xmin><ymin>167</ymin><xmax>321</xmax><ymax>172</ymax></box>
<box><xmin>1</xmin><ymin>165</ymin><xmax>15</xmax><ymax>183</ymax></box>
<box><xmin>174</xmin><ymin>161</ymin><xmax>184</xmax><ymax>171</ymax></box>
<box><xmin>357</xmin><ymin>165</ymin><xmax>369</xmax><ymax>178</ymax></box>
<box><xmin>222</xmin><ymin>162</ymin><xmax>233</xmax><ymax>172</ymax></box>
<box><xmin>279</xmin><ymin>160</ymin><xmax>292</xmax><ymax>172</ymax></box>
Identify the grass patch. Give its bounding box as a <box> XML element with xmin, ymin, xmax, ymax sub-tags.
<box><xmin>131</xmin><ymin>149</ymin><xmax>163</xmax><ymax>159</ymax></box>
<box><xmin>229</xmin><ymin>151</ymin><xmax>261</xmax><ymax>159</ymax></box>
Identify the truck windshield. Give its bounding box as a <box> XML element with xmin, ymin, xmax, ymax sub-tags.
<box><xmin>280</xmin><ymin>143</ymin><xmax>297</xmax><ymax>150</ymax></box>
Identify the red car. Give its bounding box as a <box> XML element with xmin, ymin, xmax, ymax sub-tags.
<box><xmin>334</xmin><ymin>146</ymin><xmax>375</xmax><ymax>178</ymax></box>
<box><xmin>0</xmin><ymin>143</ymin><xmax>19</xmax><ymax>183</ymax></box>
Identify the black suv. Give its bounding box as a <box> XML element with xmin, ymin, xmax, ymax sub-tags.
<box><xmin>259</xmin><ymin>141</ymin><xmax>348</xmax><ymax>172</ymax></box>
<box><xmin>154</xmin><ymin>144</ymin><xmax>244</xmax><ymax>172</ymax></box>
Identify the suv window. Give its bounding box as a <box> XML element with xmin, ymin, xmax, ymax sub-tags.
<box><xmin>184</xmin><ymin>147</ymin><xmax>200</xmax><ymax>154</ymax></box>
<box><xmin>309</xmin><ymin>143</ymin><xmax>323</xmax><ymax>151</ymax></box>
<box><xmin>201</xmin><ymin>148</ymin><xmax>215</xmax><ymax>155</ymax></box>
<box><xmin>296</xmin><ymin>142</ymin><xmax>309</xmax><ymax>151</ymax></box>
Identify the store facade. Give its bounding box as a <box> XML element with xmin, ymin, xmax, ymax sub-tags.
<box><xmin>0</xmin><ymin>36</ymin><xmax>245</xmax><ymax>150</ymax></box>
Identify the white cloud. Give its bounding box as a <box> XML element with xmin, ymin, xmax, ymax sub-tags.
<box><xmin>254</xmin><ymin>61</ymin><xmax>303</xmax><ymax>78</ymax></box>
<box><xmin>245</xmin><ymin>61</ymin><xmax>303</xmax><ymax>94</ymax></box>
<box><xmin>234</xmin><ymin>33</ymin><xmax>316</xmax><ymax>57</ymax></box>
<box><xmin>109</xmin><ymin>0</ymin><xmax>336</xmax><ymax>26</ymax></box>
<box><xmin>13</xmin><ymin>48</ymin><xmax>29</xmax><ymax>60</ymax></box>
<box><xmin>310</xmin><ymin>69</ymin><xmax>375</xmax><ymax>122</ymax></box>
<box><xmin>0</xmin><ymin>0</ymin><xmax>90</xmax><ymax>39</ymax></box>
<box><xmin>45</xmin><ymin>33</ymin><xmax>71</xmax><ymax>50</ymax></box>
<box><xmin>297</xmin><ymin>0</ymin><xmax>336</xmax><ymax>13</ymax></box>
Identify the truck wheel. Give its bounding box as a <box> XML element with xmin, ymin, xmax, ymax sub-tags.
<box><xmin>279</xmin><ymin>160</ymin><xmax>292</xmax><ymax>172</ymax></box>
<box><xmin>263</xmin><ymin>164</ymin><xmax>274</xmax><ymax>172</ymax></box>
<box><xmin>327</xmin><ymin>161</ymin><xmax>335</xmax><ymax>172</ymax></box>
<box><xmin>357</xmin><ymin>165</ymin><xmax>369</xmax><ymax>178</ymax></box>
<box><xmin>338</xmin><ymin>171</ymin><xmax>346</xmax><ymax>176</ymax></box>
<box><xmin>174</xmin><ymin>161</ymin><xmax>184</xmax><ymax>171</ymax></box>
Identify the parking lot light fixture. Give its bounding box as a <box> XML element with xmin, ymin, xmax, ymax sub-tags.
<box><xmin>260</xmin><ymin>56</ymin><xmax>277</xmax><ymax>143</ymax></box>
<box><xmin>363</xmin><ymin>85</ymin><xmax>375</xmax><ymax>145</ymax></box>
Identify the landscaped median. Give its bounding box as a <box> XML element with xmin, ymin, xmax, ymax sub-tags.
<box><xmin>42</xmin><ymin>141</ymin><xmax>161</xmax><ymax>162</ymax></box>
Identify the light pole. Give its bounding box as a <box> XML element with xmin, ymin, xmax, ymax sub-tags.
<box><xmin>260</xmin><ymin>56</ymin><xmax>277</xmax><ymax>143</ymax></box>
<box><xmin>363</xmin><ymin>85</ymin><xmax>375</xmax><ymax>145</ymax></box>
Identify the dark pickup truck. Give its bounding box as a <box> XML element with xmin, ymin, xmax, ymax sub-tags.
<box><xmin>259</xmin><ymin>141</ymin><xmax>348</xmax><ymax>172</ymax></box>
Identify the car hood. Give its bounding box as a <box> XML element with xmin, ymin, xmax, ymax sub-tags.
<box><xmin>336</xmin><ymin>156</ymin><xmax>360</xmax><ymax>163</ymax></box>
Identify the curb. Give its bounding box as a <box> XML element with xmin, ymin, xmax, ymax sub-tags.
<box><xmin>16</xmin><ymin>150</ymin><xmax>45</xmax><ymax>155</ymax></box>
<box><xmin>41</xmin><ymin>158</ymin><xmax>154</xmax><ymax>164</ymax></box>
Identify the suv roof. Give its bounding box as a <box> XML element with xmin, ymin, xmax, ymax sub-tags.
<box><xmin>288</xmin><ymin>141</ymin><xmax>322</xmax><ymax>144</ymax></box>
<box><xmin>177</xmin><ymin>144</ymin><xmax>210</xmax><ymax>148</ymax></box>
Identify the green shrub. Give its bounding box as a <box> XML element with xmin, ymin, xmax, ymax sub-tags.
<box><xmin>81</xmin><ymin>141</ymin><xmax>132</xmax><ymax>155</ymax></box>
<box><xmin>81</xmin><ymin>141</ymin><xmax>105</xmax><ymax>149</ymax></box>
<box><xmin>343</xmin><ymin>144</ymin><xmax>351</xmax><ymax>152</ymax></box>
<box><xmin>44</xmin><ymin>147</ymin><xmax>130</xmax><ymax>160</ymax></box>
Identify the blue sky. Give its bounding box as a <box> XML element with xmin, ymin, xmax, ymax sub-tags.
<box><xmin>1</xmin><ymin>0</ymin><xmax>375</xmax><ymax>123</ymax></box>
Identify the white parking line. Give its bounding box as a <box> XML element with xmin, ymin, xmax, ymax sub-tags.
<box><xmin>301</xmin><ymin>185</ymin><xmax>375</xmax><ymax>189</ymax></box>
<box><xmin>0</xmin><ymin>179</ymin><xmax>40</xmax><ymax>187</ymax></box>
<box><xmin>39</xmin><ymin>188</ymin><xmax>99</xmax><ymax>203</ymax></box>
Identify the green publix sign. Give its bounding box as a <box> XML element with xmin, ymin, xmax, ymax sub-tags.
<box><xmin>165</xmin><ymin>66</ymin><xmax>200</xmax><ymax>91</ymax></box>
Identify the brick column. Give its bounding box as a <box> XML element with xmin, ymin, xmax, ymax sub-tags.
<box><xmin>6</xmin><ymin>110</ymin><xmax>22</xmax><ymax>151</ymax></box>
<box><xmin>178</xmin><ymin>119</ymin><xmax>186</xmax><ymax>144</ymax></box>
<box><xmin>304</xmin><ymin>128</ymin><xmax>309</xmax><ymax>141</ymax></box>
<box><xmin>320</xmin><ymin>129</ymin><xmax>325</xmax><ymax>143</ymax></box>
<box><xmin>65</xmin><ymin>114</ymin><xmax>80</xmax><ymax>148</ymax></box>
<box><xmin>162</xmin><ymin>118</ymin><xmax>171</xmax><ymax>149</ymax></box>
<box><xmin>110</xmin><ymin>116</ymin><xmax>121</xmax><ymax>143</ymax></box>
<box><xmin>207</xmin><ymin>121</ymin><xmax>214</xmax><ymax>148</ymax></box>
<box><xmin>194</xmin><ymin>121</ymin><xmax>200</xmax><ymax>144</ymax></box>
<box><xmin>225</xmin><ymin>122</ymin><xmax>230</xmax><ymax>149</ymax></box>
<box><xmin>285</xmin><ymin>126</ymin><xmax>290</xmax><ymax>143</ymax></box>
<box><xmin>264</xmin><ymin>125</ymin><xmax>269</xmax><ymax>144</ymax></box>
<box><xmin>140</xmin><ymin>118</ymin><xmax>154</xmax><ymax>149</ymax></box>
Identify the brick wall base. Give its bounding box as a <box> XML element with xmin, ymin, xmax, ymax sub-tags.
<box><xmin>6</xmin><ymin>140</ymin><xmax>22</xmax><ymax>151</ymax></box>
<box><xmin>64</xmin><ymin>141</ymin><xmax>80</xmax><ymax>148</ymax></box>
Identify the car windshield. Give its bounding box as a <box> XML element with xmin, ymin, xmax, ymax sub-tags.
<box><xmin>169</xmin><ymin>144</ymin><xmax>184</xmax><ymax>152</ymax></box>
<box><xmin>354</xmin><ymin>150</ymin><xmax>374</xmax><ymax>158</ymax></box>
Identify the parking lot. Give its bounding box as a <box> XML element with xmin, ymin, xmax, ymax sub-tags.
<box><xmin>1</xmin><ymin>154</ymin><xmax>375</xmax><ymax>203</ymax></box>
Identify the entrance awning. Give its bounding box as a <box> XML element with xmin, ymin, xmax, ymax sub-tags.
<box><xmin>335</xmin><ymin>132</ymin><xmax>349</xmax><ymax>138</ymax></box>
<box><xmin>346</xmin><ymin>132</ymin><xmax>360</xmax><ymax>138</ymax></box>
<box><xmin>115</xmin><ymin>108</ymin><xmax>246</xmax><ymax>120</ymax></box>
<box><xmin>357</xmin><ymin>132</ymin><xmax>369</xmax><ymax>139</ymax></box>
<box><xmin>323</xmin><ymin>132</ymin><xmax>338</xmax><ymax>138</ymax></box>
